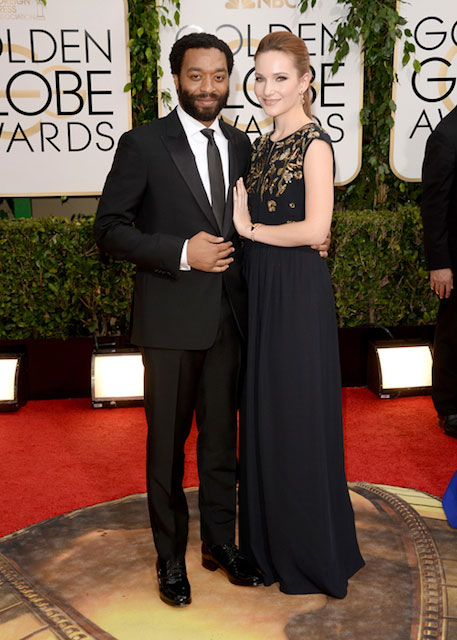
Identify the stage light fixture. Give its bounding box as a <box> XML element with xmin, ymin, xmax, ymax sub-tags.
<box><xmin>91</xmin><ymin>349</ymin><xmax>144</xmax><ymax>408</ymax></box>
<box><xmin>0</xmin><ymin>353</ymin><xmax>26</xmax><ymax>411</ymax></box>
<box><xmin>367</xmin><ymin>340</ymin><xmax>433</xmax><ymax>398</ymax></box>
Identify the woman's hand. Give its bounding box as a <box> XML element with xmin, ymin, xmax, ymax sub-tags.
<box><xmin>233</xmin><ymin>177</ymin><xmax>252</xmax><ymax>238</ymax></box>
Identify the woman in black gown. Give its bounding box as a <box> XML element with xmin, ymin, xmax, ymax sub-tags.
<box><xmin>233</xmin><ymin>31</ymin><xmax>364</xmax><ymax>598</ymax></box>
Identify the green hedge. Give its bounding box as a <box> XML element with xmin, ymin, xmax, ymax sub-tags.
<box><xmin>0</xmin><ymin>208</ymin><xmax>437</xmax><ymax>340</ymax></box>
<box><xmin>330</xmin><ymin>205</ymin><xmax>437</xmax><ymax>327</ymax></box>
<box><xmin>0</xmin><ymin>217</ymin><xmax>134</xmax><ymax>340</ymax></box>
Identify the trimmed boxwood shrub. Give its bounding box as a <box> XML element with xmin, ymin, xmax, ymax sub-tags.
<box><xmin>0</xmin><ymin>207</ymin><xmax>437</xmax><ymax>340</ymax></box>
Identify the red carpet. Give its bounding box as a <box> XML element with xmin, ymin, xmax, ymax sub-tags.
<box><xmin>1</xmin><ymin>388</ymin><xmax>456</xmax><ymax>538</ymax></box>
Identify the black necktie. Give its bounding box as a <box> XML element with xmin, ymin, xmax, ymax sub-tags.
<box><xmin>201</xmin><ymin>128</ymin><xmax>225</xmax><ymax>231</ymax></box>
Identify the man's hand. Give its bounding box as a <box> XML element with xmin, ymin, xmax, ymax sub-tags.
<box><xmin>311</xmin><ymin>230</ymin><xmax>331</xmax><ymax>258</ymax></box>
<box><xmin>430</xmin><ymin>268</ymin><xmax>453</xmax><ymax>299</ymax></box>
<box><xmin>187</xmin><ymin>231</ymin><xmax>234</xmax><ymax>272</ymax></box>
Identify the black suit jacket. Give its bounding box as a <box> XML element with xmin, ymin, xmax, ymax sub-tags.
<box><xmin>421</xmin><ymin>106</ymin><xmax>457</xmax><ymax>272</ymax></box>
<box><xmin>94</xmin><ymin>108</ymin><xmax>252</xmax><ymax>349</ymax></box>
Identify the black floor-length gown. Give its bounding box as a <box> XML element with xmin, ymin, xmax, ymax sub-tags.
<box><xmin>238</xmin><ymin>123</ymin><xmax>364</xmax><ymax>597</ymax></box>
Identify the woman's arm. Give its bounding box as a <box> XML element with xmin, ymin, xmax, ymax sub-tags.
<box><xmin>233</xmin><ymin>139</ymin><xmax>334</xmax><ymax>247</ymax></box>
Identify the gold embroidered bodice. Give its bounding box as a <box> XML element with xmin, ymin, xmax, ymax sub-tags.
<box><xmin>245</xmin><ymin>122</ymin><xmax>333</xmax><ymax>225</ymax></box>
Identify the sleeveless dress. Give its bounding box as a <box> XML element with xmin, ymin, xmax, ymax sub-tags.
<box><xmin>238</xmin><ymin>123</ymin><xmax>364</xmax><ymax>597</ymax></box>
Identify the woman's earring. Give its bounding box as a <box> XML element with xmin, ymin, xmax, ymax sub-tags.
<box><xmin>299</xmin><ymin>92</ymin><xmax>305</xmax><ymax>105</ymax></box>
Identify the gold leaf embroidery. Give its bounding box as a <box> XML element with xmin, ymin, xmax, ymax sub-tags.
<box><xmin>245</xmin><ymin>123</ymin><xmax>330</xmax><ymax>206</ymax></box>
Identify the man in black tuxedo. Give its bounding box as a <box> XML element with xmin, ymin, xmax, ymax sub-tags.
<box><xmin>421</xmin><ymin>105</ymin><xmax>457</xmax><ymax>439</ymax></box>
<box><xmin>94</xmin><ymin>33</ymin><xmax>262</xmax><ymax>607</ymax></box>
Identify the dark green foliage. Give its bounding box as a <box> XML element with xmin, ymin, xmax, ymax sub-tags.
<box><xmin>0</xmin><ymin>212</ymin><xmax>437</xmax><ymax>340</ymax></box>
<box><xmin>330</xmin><ymin>206</ymin><xmax>437</xmax><ymax>327</ymax></box>
<box><xmin>0</xmin><ymin>217</ymin><xmax>134</xmax><ymax>340</ymax></box>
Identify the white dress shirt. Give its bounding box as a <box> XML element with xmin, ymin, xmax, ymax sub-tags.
<box><xmin>176</xmin><ymin>105</ymin><xmax>230</xmax><ymax>270</ymax></box>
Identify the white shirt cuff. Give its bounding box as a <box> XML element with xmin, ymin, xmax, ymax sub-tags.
<box><xmin>179</xmin><ymin>239</ymin><xmax>191</xmax><ymax>271</ymax></box>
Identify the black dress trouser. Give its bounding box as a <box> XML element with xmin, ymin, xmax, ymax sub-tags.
<box><xmin>141</xmin><ymin>298</ymin><xmax>241</xmax><ymax>561</ymax></box>
<box><xmin>432</xmin><ymin>287</ymin><xmax>457</xmax><ymax>416</ymax></box>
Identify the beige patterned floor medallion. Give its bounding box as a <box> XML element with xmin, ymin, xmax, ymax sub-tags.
<box><xmin>0</xmin><ymin>484</ymin><xmax>456</xmax><ymax>640</ymax></box>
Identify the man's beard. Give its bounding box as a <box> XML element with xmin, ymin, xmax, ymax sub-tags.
<box><xmin>178</xmin><ymin>86</ymin><xmax>229</xmax><ymax>123</ymax></box>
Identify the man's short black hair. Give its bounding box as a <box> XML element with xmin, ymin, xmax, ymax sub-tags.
<box><xmin>169</xmin><ymin>32</ymin><xmax>234</xmax><ymax>76</ymax></box>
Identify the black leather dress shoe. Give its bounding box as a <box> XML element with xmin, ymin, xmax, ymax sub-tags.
<box><xmin>439</xmin><ymin>414</ymin><xmax>457</xmax><ymax>439</ymax></box>
<box><xmin>201</xmin><ymin>542</ymin><xmax>263</xmax><ymax>586</ymax></box>
<box><xmin>157</xmin><ymin>558</ymin><xmax>191</xmax><ymax>607</ymax></box>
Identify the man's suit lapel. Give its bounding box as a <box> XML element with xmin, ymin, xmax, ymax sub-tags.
<box><xmin>162</xmin><ymin>109</ymin><xmax>220</xmax><ymax>232</ymax></box>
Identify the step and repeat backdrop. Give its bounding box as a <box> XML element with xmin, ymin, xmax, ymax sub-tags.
<box><xmin>1</xmin><ymin>0</ymin><xmax>456</xmax><ymax>194</ymax></box>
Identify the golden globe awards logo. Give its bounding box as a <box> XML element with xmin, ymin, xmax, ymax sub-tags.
<box><xmin>0</xmin><ymin>0</ymin><xmax>131</xmax><ymax>196</ymax></box>
<box><xmin>0</xmin><ymin>27</ymin><xmax>116</xmax><ymax>153</ymax></box>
